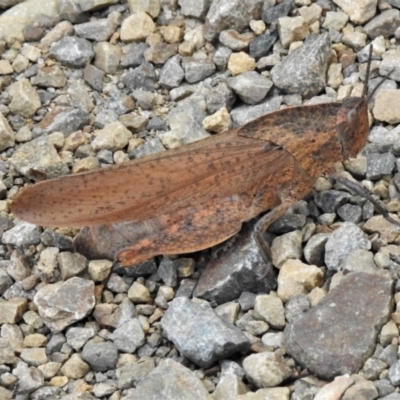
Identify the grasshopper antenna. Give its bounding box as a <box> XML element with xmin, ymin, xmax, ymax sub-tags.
<box><xmin>362</xmin><ymin>44</ymin><xmax>395</xmax><ymax>101</ymax></box>
<box><xmin>362</xmin><ymin>45</ymin><xmax>373</xmax><ymax>98</ymax></box>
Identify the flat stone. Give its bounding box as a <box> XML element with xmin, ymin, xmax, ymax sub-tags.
<box><xmin>285</xmin><ymin>272</ymin><xmax>393</xmax><ymax>379</ymax></box>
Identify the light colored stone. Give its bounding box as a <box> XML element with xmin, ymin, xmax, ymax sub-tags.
<box><xmin>202</xmin><ymin>107</ymin><xmax>231</xmax><ymax>133</ymax></box>
<box><xmin>277</xmin><ymin>259</ymin><xmax>324</xmax><ymax>302</ymax></box>
<box><xmin>314</xmin><ymin>375</ymin><xmax>353</xmax><ymax>400</ymax></box>
<box><xmin>373</xmin><ymin>89</ymin><xmax>400</xmax><ymax>124</ymax></box>
<box><xmin>120</xmin><ymin>12</ymin><xmax>156</xmax><ymax>42</ymax></box>
<box><xmin>278</xmin><ymin>16</ymin><xmax>309</xmax><ymax>48</ymax></box>
<box><xmin>227</xmin><ymin>52</ymin><xmax>256</xmax><ymax>76</ymax></box>
<box><xmin>333</xmin><ymin>0</ymin><xmax>378</xmax><ymax>24</ymax></box>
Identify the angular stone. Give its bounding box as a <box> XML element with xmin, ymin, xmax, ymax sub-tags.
<box><xmin>285</xmin><ymin>272</ymin><xmax>393</xmax><ymax>379</ymax></box>
<box><xmin>129</xmin><ymin>358</ymin><xmax>211</xmax><ymax>400</ymax></box>
<box><xmin>161</xmin><ymin>297</ymin><xmax>249</xmax><ymax>367</ymax></box>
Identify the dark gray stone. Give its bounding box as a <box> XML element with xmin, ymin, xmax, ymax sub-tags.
<box><xmin>194</xmin><ymin>223</ymin><xmax>277</xmax><ymax>304</ymax></box>
<box><xmin>262</xmin><ymin>0</ymin><xmax>294</xmax><ymax>25</ymax></box>
<box><xmin>249</xmin><ymin>31</ymin><xmax>277</xmax><ymax>60</ymax></box>
<box><xmin>314</xmin><ymin>190</ymin><xmax>352</xmax><ymax>213</ymax></box>
<box><xmin>285</xmin><ymin>272</ymin><xmax>393</xmax><ymax>380</ymax></box>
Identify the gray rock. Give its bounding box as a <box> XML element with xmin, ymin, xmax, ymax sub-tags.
<box><xmin>268</xmin><ymin>213</ymin><xmax>306</xmax><ymax>234</ymax></box>
<box><xmin>127</xmin><ymin>358</ymin><xmax>211</xmax><ymax>400</ymax></box>
<box><xmin>74</xmin><ymin>11</ymin><xmax>120</xmax><ymax>41</ymax></box>
<box><xmin>249</xmin><ymin>31</ymin><xmax>277</xmax><ymax>60</ymax></box>
<box><xmin>66</xmin><ymin>326</ymin><xmax>96</xmax><ymax>351</ymax></box>
<box><xmin>109</xmin><ymin>318</ymin><xmax>145</xmax><ymax>353</ymax></box>
<box><xmin>205</xmin><ymin>82</ymin><xmax>236</xmax><ymax>114</ymax></box>
<box><xmin>34</xmin><ymin>277</ymin><xmax>95</xmax><ymax>332</ymax></box>
<box><xmin>179</xmin><ymin>0</ymin><xmax>211</xmax><ymax>19</ymax></box>
<box><xmin>230</xmin><ymin>95</ymin><xmax>282</xmax><ymax>126</ymax></box>
<box><xmin>375</xmin><ymin>379</ymin><xmax>396</xmax><ymax>397</ymax></box>
<box><xmin>364</xmin><ymin>9</ymin><xmax>400</xmax><ymax>39</ymax></box>
<box><xmin>122</xmin><ymin>62</ymin><xmax>156</xmax><ymax>91</ymax></box>
<box><xmin>121</xmin><ymin>42</ymin><xmax>149</xmax><ymax>68</ymax></box>
<box><xmin>337</xmin><ymin>203</ymin><xmax>362</xmax><ymax>224</ymax></box>
<box><xmin>262</xmin><ymin>0</ymin><xmax>294</xmax><ymax>25</ymax></box>
<box><xmin>159</xmin><ymin>55</ymin><xmax>184</xmax><ymax>88</ymax></box>
<box><xmin>366</xmin><ymin>152</ymin><xmax>396</xmax><ymax>180</ymax></box>
<box><xmin>389</xmin><ymin>361</ymin><xmax>400</xmax><ymax>385</ymax></box>
<box><xmin>2</xmin><ymin>222</ymin><xmax>41</xmax><ymax>248</ymax></box>
<box><xmin>83</xmin><ymin>63</ymin><xmax>104</xmax><ymax>91</ymax></box>
<box><xmin>118</xmin><ymin>357</ymin><xmax>155</xmax><ymax>390</ymax></box>
<box><xmin>303</xmin><ymin>233</ymin><xmax>330</xmax><ymax>266</ymax></box>
<box><xmin>325</xmin><ymin>222</ymin><xmax>370</xmax><ymax>271</ymax></box>
<box><xmin>130</xmin><ymin>137</ymin><xmax>165</xmax><ymax>159</ymax></box>
<box><xmin>50</xmin><ymin>36</ymin><xmax>94</xmax><ymax>68</ymax></box>
<box><xmin>285</xmin><ymin>272</ymin><xmax>393</xmax><ymax>379</ymax></box>
<box><xmin>183</xmin><ymin>57</ymin><xmax>216</xmax><ymax>83</ymax></box>
<box><xmin>161</xmin><ymin>297</ymin><xmax>249</xmax><ymax>367</ymax></box>
<box><xmin>81</xmin><ymin>340</ymin><xmax>118</xmax><ymax>371</ymax></box>
<box><xmin>58</xmin><ymin>251</ymin><xmax>87</xmax><ymax>280</ymax></box>
<box><xmin>194</xmin><ymin>224</ymin><xmax>276</xmax><ymax>304</ymax></box>
<box><xmin>213</xmin><ymin>45</ymin><xmax>232</xmax><ymax>70</ymax></box>
<box><xmin>33</xmin><ymin>106</ymin><xmax>89</xmax><ymax>137</ymax></box>
<box><xmin>228</xmin><ymin>71</ymin><xmax>272</xmax><ymax>104</ymax></box>
<box><xmin>13</xmin><ymin>361</ymin><xmax>44</xmax><ymax>395</ymax></box>
<box><xmin>314</xmin><ymin>190</ymin><xmax>352</xmax><ymax>213</ymax></box>
<box><xmin>158</xmin><ymin>257</ymin><xmax>178</xmax><ymax>287</ymax></box>
<box><xmin>285</xmin><ymin>294</ymin><xmax>310</xmax><ymax>323</ymax></box>
<box><xmin>271</xmin><ymin>33</ymin><xmax>331</xmax><ymax>98</ymax></box>
<box><xmin>10</xmin><ymin>135</ymin><xmax>69</xmax><ymax>180</ymax></box>
<box><xmin>204</xmin><ymin>0</ymin><xmax>263</xmax><ymax>41</ymax></box>
<box><xmin>167</xmin><ymin>96</ymin><xmax>210</xmax><ymax>144</ymax></box>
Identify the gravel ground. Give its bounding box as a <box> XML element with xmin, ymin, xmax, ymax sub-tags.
<box><xmin>1</xmin><ymin>0</ymin><xmax>400</xmax><ymax>399</ymax></box>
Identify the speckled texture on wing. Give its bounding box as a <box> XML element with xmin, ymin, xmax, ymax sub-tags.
<box><xmin>238</xmin><ymin>102</ymin><xmax>345</xmax><ymax>178</ymax></box>
<box><xmin>12</xmin><ymin>130</ymin><xmax>283</xmax><ymax>227</ymax></box>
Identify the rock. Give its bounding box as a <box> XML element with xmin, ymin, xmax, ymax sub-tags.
<box><xmin>128</xmin><ymin>358</ymin><xmax>211</xmax><ymax>400</ymax></box>
<box><xmin>285</xmin><ymin>272</ymin><xmax>393</xmax><ymax>379</ymax></box>
<box><xmin>194</xmin><ymin>224</ymin><xmax>276</xmax><ymax>304</ymax></box>
<box><xmin>34</xmin><ymin>277</ymin><xmax>95</xmax><ymax>332</ymax></box>
<box><xmin>325</xmin><ymin>222</ymin><xmax>371</xmax><ymax>271</ymax></box>
<box><xmin>81</xmin><ymin>340</ymin><xmax>118</xmax><ymax>371</ymax></box>
<box><xmin>228</xmin><ymin>71</ymin><xmax>272</xmax><ymax>104</ymax></box>
<box><xmin>271</xmin><ymin>33</ymin><xmax>331</xmax><ymax>98</ymax></box>
<box><xmin>242</xmin><ymin>351</ymin><xmax>292</xmax><ymax>387</ymax></box>
<box><xmin>9</xmin><ymin>78</ymin><xmax>41</xmax><ymax>118</ymax></box>
<box><xmin>373</xmin><ymin>89</ymin><xmax>400</xmax><ymax>124</ymax></box>
<box><xmin>332</xmin><ymin>0</ymin><xmax>377</xmax><ymax>24</ymax></box>
<box><xmin>50</xmin><ymin>36</ymin><xmax>94</xmax><ymax>68</ymax></box>
<box><xmin>10</xmin><ymin>135</ymin><xmax>69</xmax><ymax>180</ymax></box>
<box><xmin>161</xmin><ymin>297</ymin><xmax>249</xmax><ymax>367</ymax></box>
<box><xmin>120</xmin><ymin>12</ymin><xmax>156</xmax><ymax>42</ymax></box>
<box><xmin>0</xmin><ymin>114</ymin><xmax>15</xmax><ymax>151</ymax></box>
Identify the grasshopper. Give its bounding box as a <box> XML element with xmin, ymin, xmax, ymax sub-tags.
<box><xmin>12</xmin><ymin>46</ymin><xmax>381</xmax><ymax>266</ymax></box>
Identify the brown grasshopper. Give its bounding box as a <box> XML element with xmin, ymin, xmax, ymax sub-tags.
<box><xmin>12</xmin><ymin>46</ymin><xmax>380</xmax><ymax>266</ymax></box>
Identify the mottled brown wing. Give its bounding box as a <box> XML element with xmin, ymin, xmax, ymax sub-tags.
<box><xmin>238</xmin><ymin>102</ymin><xmax>345</xmax><ymax>178</ymax></box>
<box><xmin>12</xmin><ymin>130</ymin><xmax>282</xmax><ymax>227</ymax></box>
